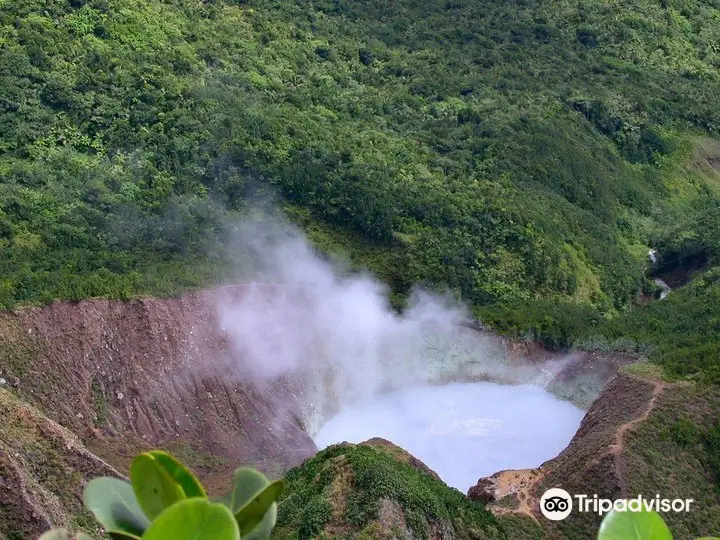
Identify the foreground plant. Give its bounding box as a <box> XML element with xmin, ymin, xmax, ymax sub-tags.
<box><xmin>597</xmin><ymin>508</ymin><xmax>719</xmax><ymax>540</ymax></box>
<box><xmin>40</xmin><ymin>450</ymin><xmax>282</xmax><ymax>540</ymax></box>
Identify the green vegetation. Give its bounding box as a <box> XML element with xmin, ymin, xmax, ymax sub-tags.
<box><xmin>703</xmin><ymin>421</ymin><xmax>720</xmax><ymax>495</ymax></box>
<box><xmin>665</xmin><ymin>415</ymin><xmax>720</xmax><ymax>497</ymax></box>
<box><xmin>2</xmin><ymin>0</ymin><xmax>719</xmax><ymax>381</ymax></box>
<box><xmin>0</xmin><ymin>4</ymin><xmax>712</xmax><ymax>284</ymax></box>
<box><xmin>1</xmin><ymin>0</ymin><xmax>720</xmax><ymax>382</ymax></box>
<box><xmin>583</xmin><ymin>268</ymin><xmax>720</xmax><ymax>382</ymax></box>
<box><xmin>598</xmin><ymin>509</ymin><xmax>672</xmax><ymax>540</ymax></box>
<box><xmin>42</xmin><ymin>450</ymin><xmax>281</xmax><ymax>540</ymax></box>
<box><xmin>275</xmin><ymin>442</ymin><xmax>504</xmax><ymax>539</ymax></box>
<box><xmin>620</xmin><ymin>384</ymin><xmax>720</xmax><ymax>539</ymax></box>
<box><xmin>4</xmin><ymin>2</ymin><xmax>720</xmax><ymax>537</ymax></box>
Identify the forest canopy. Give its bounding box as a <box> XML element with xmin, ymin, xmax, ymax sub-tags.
<box><xmin>1</xmin><ymin>0</ymin><xmax>719</xmax><ymax>379</ymax></box>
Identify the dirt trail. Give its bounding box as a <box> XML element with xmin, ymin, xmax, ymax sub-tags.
<box><xmin>609</xmin><ymin>379</ymin><xmax>666</xmax><ymax>497</ymax></box>
<box><xmin>611</xmin><ymin>379</ymin><xmax>665</xmax><ymax>455</ymax></box>
<box><xmin>473</xmin><ymin>374</ymin><xmax>666</xmax><ymax>527</ymax></box>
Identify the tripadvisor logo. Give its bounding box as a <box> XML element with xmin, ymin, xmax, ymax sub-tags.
<box><xmin>540</xmin><ymin>488</ymin><xmax>573</xmax><ymax>521</ymax></box>
<box><xmin>540</xmin><ymin>488</ymin><xmax>694</xmax><ymax>521</ymax></box>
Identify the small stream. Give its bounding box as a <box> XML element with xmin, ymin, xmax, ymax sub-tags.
<box><xmin>649</xmin><ymin>249</ymin><xmax>672</xmax><ymax>300</ymax></box>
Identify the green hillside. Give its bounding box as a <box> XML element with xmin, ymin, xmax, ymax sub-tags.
<box><xmin>274</xmin><ymin>441</ymin><xmax>506</xmax><ymax>539</ymax></box>
<box><xmin>1</xmin><ymin>0</ymin><xmax>719</xmax><ymax>379</ymax></box>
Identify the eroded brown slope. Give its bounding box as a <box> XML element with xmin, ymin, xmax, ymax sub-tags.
<box><xmin>0</xmin><ymin>389</ymin><xmax>121</xmax><ymax>539</ymax></box>
<box><xmin>0</xmin><ymin>285</ymin><xmax>316</xmax><ymax>483</ymax></box>
<box><xmin>471</xmin><ymin>372</ymin><xmax>720</xmax><ymax>540</ymax></box>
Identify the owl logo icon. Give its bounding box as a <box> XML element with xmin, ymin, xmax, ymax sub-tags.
<box><xmin>540</xmin><ymin>488</ymin><xmax>573</xmax><ymax>520</ymax></box>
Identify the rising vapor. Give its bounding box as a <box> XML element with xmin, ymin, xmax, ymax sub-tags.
<box><xmin>215</xmin><ymin>214</ymin><xmax>564</xmax><ymax>435</ymax></box>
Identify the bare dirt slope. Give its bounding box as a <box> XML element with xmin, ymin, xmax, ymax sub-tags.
<box><xmin>0</xmin><ymin>285</ymin><xmax>316</xmax><ymax>490</ymax></box>
<box><xmin>0</xmin><ymin>389</ymin><xmax>122</xmax><ymax>539</ymax></box>
<box><xmin>470</xmin><ymin>372</ymin><xmax>720</xmax><ymax>539</ymax></box>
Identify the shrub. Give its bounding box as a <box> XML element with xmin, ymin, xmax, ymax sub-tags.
<box><xmin>40</xmin><ymin>451</ymin><xmax>282</xmax><ymax>540</ymax></box>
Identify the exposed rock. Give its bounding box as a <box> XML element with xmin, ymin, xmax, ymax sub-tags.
<box><xmin>455</xmin><ymin>330</ymin><xmax>637</xmax><ymax>409</ymax></box>
<box><xmin>468</xmin><ymin>477</ymin><xmax>497</xmax><ymax>505</ymax></box>
<box><xmin>0</xmin><ymin>285</ymin><xmax>316</xmax><ymax>490</ymax></box>
<box><xmin>545</xmin><ymin>350</ymin><xmax>636</xmax><ymax>409</ymax></box>
<box><xmin>0</xmin><ymin>389</ymin><xmax>121</xmax><ymax>539</ymax></box>
<box><xmin>377</xmin><ymin>498</ymin><xmax>411</xmax><ymax>538</ymax></box>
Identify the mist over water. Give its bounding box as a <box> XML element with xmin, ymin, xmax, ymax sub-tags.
<box><xmin>215</xmin><ymin>215</ymin><xmax>583</xmax><ymax>486</ymax></box>
<box><xmin>314</xmin><ymin>382</ymin><xmax>584</xmax><ymax>492</ymax></box>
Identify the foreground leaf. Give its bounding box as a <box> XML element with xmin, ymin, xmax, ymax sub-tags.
<box><xmin>234</xmin><ymin>480</ymin><xmax>283</xmax><ymax>537</ymax></box>
<box><xmin>131</xmin><ymin>453</ymin><xmax>186</xmax><ymax>520</ymax></box>
<box><xmin>148</xmin><ymin>450</ymin><xmax>206</xmax><ymax>499</ymax></box>
<box><xmin>141</xmin><ymin>498</ymin><xmax>239</xmax><ymax>540</ymax></box>
<box><xmin>243</xmin><ymin>504</ymin><xmax>277</xmax><ymax>540</ymax></box>
<box><xmin>83</xmin><ymin>477</ymin><xmax>148</xmax><ymax>538</ymax></box>
<box><xmin>220</xmin><ymin>468</ymin><xmax>270</xmax><ymax>513</ymax></box>
<box><xmin>216</xmin><ymin>467</ymin><xmax>280</xmax><ymax>540</ymax></box>
<box><xmin>597</xmin><ymin>509</ymin><xmax>673</xmax><ymax>540</ymax></box>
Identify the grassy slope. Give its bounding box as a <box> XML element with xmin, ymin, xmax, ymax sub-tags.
<box><xmin>275</xmin><ymin>442</ymin><xmax>505</xmax><ymax>539</ymax></box>
<box><xmin>622</xmin><ymin>382</ymin><xmax>720</xmax><ymax>539</ymax></box>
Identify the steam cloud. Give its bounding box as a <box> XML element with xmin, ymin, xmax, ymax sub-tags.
<box><xmin>215</xmin><ymin>215</ymin><xmax>564</xmax><ymax>434</ymax></box>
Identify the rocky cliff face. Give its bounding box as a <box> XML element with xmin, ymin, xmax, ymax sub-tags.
<box><xmin>0</xmin><ymin>389</ymin><xmax>122</xmax><ymax>539</ymax></box>
<box><xmin>0</xmin><ymin>285</ymin><xmax>316</xmax><ymax>486</ymax></box>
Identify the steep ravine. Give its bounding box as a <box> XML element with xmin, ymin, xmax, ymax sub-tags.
<box><xmin>0</xmin><ymin>285</ymin><xmax>676</xmax><ymax>538</ymax></box>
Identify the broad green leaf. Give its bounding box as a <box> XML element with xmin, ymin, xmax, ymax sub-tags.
<box><xmin>234</xmin><ymin>480</ymin><xmax>284</xmax><ymax>536</ymax></box>
<box><xmin>148</xmin><ymin>450</ymin><xmax>206</xmax><ymax>499</ymax></box>
<box><xmin>130</xmin><ymin>453</ymin><xmax>186</xmax><ymax>520</ymax></box>
<box><xmin>242</xmin><ymin>503</ymin><xmax>277</xmax><ymax>540</ymax></box>
<box><xmin>215</xmin><ymin>468</ymin><xmax>280</xmax><ymax>540</ymax></box>
<box><xmin>108</xmin><ymin>533</ymin><xmax>143</xmax><ymax>540</ymax></box>
<box><xmin>221</xmin><ymin>468</ymin><xmax>271</xmax><ymax>513</ymax></box>
<box><xmin>597</xmin><ymin>509</ymin><xmax>673</xmax><ymax>540</ymax></box>
<box><xmin>39</xmin><ymin>529</ymin><xmax>94</xmax><ymax>540</ymax></box>
<box><xmin>141</xmin><ymin>498</ymin><xmax>240</xmax><ymax>540</ymax></box>
<box><xmin>83</xmin><ymin>477</ymin><xmax>148</xmax><ymax>537</ymax></box>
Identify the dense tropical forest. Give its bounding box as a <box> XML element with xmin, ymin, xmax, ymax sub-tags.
<box><xmin>1</xmin><ymin>0</ymin><xmax>719</xmax><ymax>381</ymax></box>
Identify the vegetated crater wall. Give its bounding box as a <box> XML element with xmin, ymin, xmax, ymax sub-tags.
<box><xmin>0</xmin><ymin>284</ymin><xmax>632</xmax><ymax>482</ymax></box>
<box><xmin>470</xmin><ymin>373</ymin><xmax>720</xmax><ymax>539</ymax></box>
